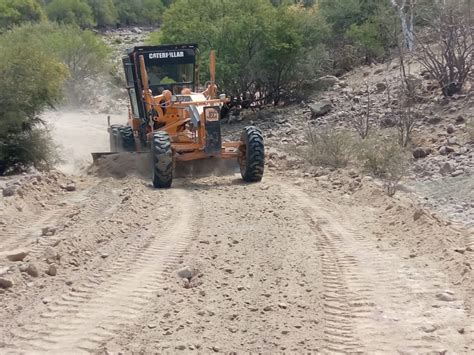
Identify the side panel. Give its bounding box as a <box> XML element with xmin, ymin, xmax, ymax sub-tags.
<box><xmin>204</xmin><ymin>107</ymin><xmax>221</xmax><ymax>155</ymax></box>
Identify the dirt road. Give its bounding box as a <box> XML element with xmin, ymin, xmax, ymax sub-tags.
<box><xmin>1</xmin><ymin>167</ymin><xmax>472</xmax><ymax>353</ymax></box>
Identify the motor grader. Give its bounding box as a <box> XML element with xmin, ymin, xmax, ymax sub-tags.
<box><xmin>95</xmin><ymin>44</ymin><xmax>264</xmax><ymax>188</ymax></box>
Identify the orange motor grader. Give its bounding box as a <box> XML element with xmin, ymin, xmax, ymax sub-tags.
<box><xmin>98</xmin><ymin>44</ymin><xmax>264</xmax><ymax>188</ymax></box>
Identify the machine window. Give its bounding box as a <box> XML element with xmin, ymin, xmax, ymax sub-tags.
<box><xmin>147</xmin><ymin>63</ymin><xmax>194</xmax><ymax>87</ymax></box>
<box><xmin>129</xmin><ymin>88</ymin><xmax>140</xmax><ymax>117</ymax></box>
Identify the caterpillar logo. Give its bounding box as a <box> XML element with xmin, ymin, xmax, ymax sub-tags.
<box><xmin>149</xmin><ymin>51</ymin><xmax>184</xmax><ymax>59</ymax></box>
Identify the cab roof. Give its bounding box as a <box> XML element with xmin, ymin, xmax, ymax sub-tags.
<box><xmin>126</xmin><ymin>43</ymin><xmax>198</xmax><ymax>55</ymax></box>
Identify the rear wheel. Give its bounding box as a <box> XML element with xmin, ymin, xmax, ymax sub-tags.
<box><xmin>239</xmin><ymin>126</ymin><xmax>264</xmax><ymax>182</ymax></box>
<box><xmin>118</xmin><ymin>126</ymin><xmax>135</xmax><ymax>152</ymax></box>
<box><xmin>152</xmin><ymin>131</ymin><xmax>173</xmax><ymax>188</ymax></box>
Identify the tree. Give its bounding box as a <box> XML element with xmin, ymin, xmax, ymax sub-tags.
<box><xmin>113</xmin><ymin>0</ymin><xmax>165</xmax><ymax>25</ymax></box>
<box><xmin>389</xmin><ymin>0</ymin><xmax>416</xmax><ymax>51</ymax></box>
<box><xmin>346</xmin><ymin>20</ymin><xmax>385</xmax><ymax>64</ymax></box>
<box><xmin>0</xmin><ymin>0</ymin><xmax>45</xmax><ymax>29</ymax></box>
<box><xmin>46</xmin><ymin>0</ymin><xmax>95</xmax><ymax>28</ymax></box>
<box><xmin>151</xmin><ymin>0</ymin><xmax>329</xmax><ymax>105</ymax></box>
<box><xmin>44</xmin><ymin>24</ymin><xmax>109</xmax><ymax>103</ymax></box>
<box><xmin>86</xmin><ymin>0</ymin><xmax>117</xmax><ymax>26</ymax></box>
<box><xmin>414</xmin><ymin>1</ymin><xmax>473</xmax><ymax>96</ymax></box>
<box><xmin>0</xmin><ymin>24</ymin><xmax>67</xmax><ymax>174</ymax></box>
<box><xmin>320</xmin><ymin>0</ymin><xmax>396</xmax><ymax>69</ymax></box>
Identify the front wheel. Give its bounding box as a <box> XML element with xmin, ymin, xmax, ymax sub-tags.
<box><xmin>239</xmin><ymin>126</ymin><xmax>265</xmax><ymax>182</ymax></box>
<box><xmin>152</xmin><ymin>131</ymin><xmax>173</xmax><ymax>188</ymax></box>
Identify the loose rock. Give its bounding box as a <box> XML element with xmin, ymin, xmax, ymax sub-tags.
<box><xmin>176</xmin><ymin>266</ymin><xmax>193</xmax><ymax>280</ymax></box>
<box><xmin>65</xmin><ymin>184</ymin><xmax>76</xmax><ymax>192</ymax></box>
<box><xmin>41</xmin><ymin>227</ymin><xmax>57</xmax><ymax>237</ymax></box>
<box><xmin>427</xmin><ymin>116</ymin><xmax>441</xmax><ymax>124</ymax></box>
<box><xmin>413</xmin><ymin>209</ymin><xmax>424</xmax><ymax>221</ymax></box>
<box><xmin>0</xmin><ymin>277</ymin><xmax>13</xmax><ymax>289</ymax></box>
<box><xmin>438</xmin><ymin>146</ymin><xmax>454</xmax><ymax>155</ymax></box>
<box><xmin>315</xmin><ymin>75</ymin><xmax>339</xmax><ymax>89</ymax></box>
<box><xmin>20</xmin><ymin>263</ymin><xmax>39</xmax><ymax>277</ymax></box>
<box><xmin>2</xmin><ymin>186</ymin><xmax>17</xmax><ymax>197</ymax></box>
<box><xmin>439</xmin><ymin>162</ymin><xmax>452</xmax><ymax>175</ymax></box>
<box><xmin>46</xmin><ymin>264</ymin><xmax>57</xmax><ymax>276</ymax></box>
<box><xmin>376</xmin><ymin>82</ymin><xmax>387</xmax><ymax>92</ymax></box>
<box><xmin>43</xmin><ymin>246</ymin><xmax>59</xmax><ymax>262</ymax></box>
<box><xmin>309</xmin><ymin>100</ymin><xmax>333</xmax><ymax>118</ymax></box>
<box><xmin>5</xmin><ymin>249</ymin><xmax>29</xmax><ymax>262</ymax></box>
<box><xmin>413</xmin><ymin>147</ymin><xmax>429</xmax><ymax>159</ymax></box>
<box><xmin>436</xmin><ymin>292</ymin><xmax>455</xmax><ymax>302</ymax></box>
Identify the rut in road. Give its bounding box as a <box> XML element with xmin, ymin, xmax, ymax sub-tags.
<box><xmin>287</xmin><ymin>185</ymin><xmax>470</xmax><ymax>354</ymax></box>
<box><xmin>0</xmin><ymin>183</ymin><xmax>119</xmax><ymax>255</ymax></box>
<box><xmin>7</xmin><ymin>188</ymin><xmax>196</xmax><ymax>353</ymax></box>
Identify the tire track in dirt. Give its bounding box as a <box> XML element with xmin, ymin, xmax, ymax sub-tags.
<box><xmin>5</xmin><ymin>187</ymin><xmax>196</xmax><ymax>354</ymax></box>
<box><xmin>301</xmin><ymin>209</ymin><xmax>365</xmax><ymax>354</ymax></box>
<box><xmin>27</xmin><ymin>183</ymin><xmax>122</xmax><ymax>259</ymax></box>
<box><xmin>284</xmin><ymin>183</ymin><xmax>470</xmax><ymax>354</ymax></box>
<box><xmin>0</xmin><ymin>183</ymin><xmax>116</xmax><ymax>255</ymax></box>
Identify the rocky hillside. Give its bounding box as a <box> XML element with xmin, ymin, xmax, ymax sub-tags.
<box><xmin>222</xmin><ymin>56</ymin><xmax>473</xmax><ymax>228</ymax></box>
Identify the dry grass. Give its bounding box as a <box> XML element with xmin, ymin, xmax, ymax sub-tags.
<box><xmin>356</xmin><ymin>133</ymin><xmax>410</xmax><ymax>196</ymax></box>
<box><xmin>303</xmin><ymin>125</ymin><xmax>354</xmax><ymax>168</ymax></box>
<box><xmin>467</xmin><ymin>118</ymin><xmax>474</xmax><ymax>142</ymax></box>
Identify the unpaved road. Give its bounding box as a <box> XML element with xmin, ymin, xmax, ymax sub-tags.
<box><xmin>0</xmin><ymin>171</ymin><xmax>473</xmax><ymax>354</ymax></box>
<box><xmin>0</xmin><ymin>111</ymin><xmax>473</xmax><ymax>354</ymax></box>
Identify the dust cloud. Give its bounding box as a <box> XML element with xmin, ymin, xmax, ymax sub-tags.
<box><xmin>43</xmin><ymin>109</ymin><xmax>126</xmax><ymax>175</ymax></box>
<box><xmin>91</xmin><ymin>152</ymin><xmax>152</xmax><ymax>180</ymax></box>
<box><xmin>44</xmin><ymin>108</ymin><xmax>240</xmax><ymax>180</ymax></box>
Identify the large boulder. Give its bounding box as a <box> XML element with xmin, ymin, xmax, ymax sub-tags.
<box><xmin>309</xmin><ymin>100</ymin><xmax>333</xmax><ymax>119</ymax></box>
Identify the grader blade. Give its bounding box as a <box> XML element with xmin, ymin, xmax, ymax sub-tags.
<box><xmin>91</xmin><ymin>151</ymin><xmax>149</xmax><ymax>163</ymax></box>
<box><xmin>91</xmin><ymin>152</ymin><xmax>119</xmax><ymax>163</ymax></box>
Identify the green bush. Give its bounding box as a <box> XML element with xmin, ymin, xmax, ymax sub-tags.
<box><xmin>45</xmin><ymin>25</ymin><xmax>109</xmax><ymax>103</ymax></box>
<box><xmin>346</xmin><ymin>20</ymin><xmax>385</xmax><ymax>64</ymax></box>
<box><xmin>0</xmin><ymin>0</ymin><xmax>45</xmax><ymax>29</ymax></box>
<box><xmin>4</xmin><ymin>23</ymin><xmax>109</xmax><ymax>104</ymax></box>
<box><xmin>0</xmin><ymin>25</ymin><xmax>67</xmax><ymax>174</ymax></box>
<box><xmin>114</xmin><ymin>0</ymin><xmax>165</xmax><ymax>25</ymax></box>
<box><xmin>46</xmin><ymin>0</ymin><xmax>95</xmax><ymax>27</ymax></box>
<box><xmin>320</xmin><ymin>0</ymin><xmax>396</xmax><ymax>69</ymax></box>
<box><xmin>86</xmin><ymin>0</ymin><xmax>117</xmax><ymax>26</ymax></box>
<box><xmin>150</xmin><ymin>0</ymin><xmax>329</xmax><ymax>104</ymax></box>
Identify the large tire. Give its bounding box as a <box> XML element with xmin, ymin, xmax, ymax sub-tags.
<box><xmin>118</xmin><ymin>126</ymin><xmax>135</xmax><ymax>152</ymax></box>
<box><xmin>109</xmin><ymin>125</ymin><xmax>121</xmax><ymax>152</ymax></box>
<box><xmin>152</xmin><ymin>131</ymin><xmax>173</xmax><ymax>188</ymax></box>
<box><xmin>239</xmin><ymin>126</ymin><xmax>264</xmax><ymax>182</ymax></box>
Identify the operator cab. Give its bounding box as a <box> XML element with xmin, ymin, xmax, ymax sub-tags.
<box><xmin>122</xmin><ymin>44</ymin><xmax>198</xmax><ymax>120</ymax></box>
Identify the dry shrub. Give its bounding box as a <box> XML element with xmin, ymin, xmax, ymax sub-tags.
<box><xmin>414</xmin><ymin>1</ymin><xmax>473</xmax><ymax>97</ymax></box>
<box><xmin>467</xmin><ymin>118</ymin><xmax>474</xmax><ymax>142</ymax></box>
<box><xmin>304</xmin><ymin>125</ymin><xmax>354</xmax><ymax>168</ymax></box>
<box><xmin>356</xmin><ymin>133</ymin><xmax>409</xmax><ymax>196</ymax></box>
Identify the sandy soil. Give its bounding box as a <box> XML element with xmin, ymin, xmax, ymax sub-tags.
<box><xmin>0</xmin><ymin>110</ymin><xmax>473</xmax><ymax>354</ymax></box>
